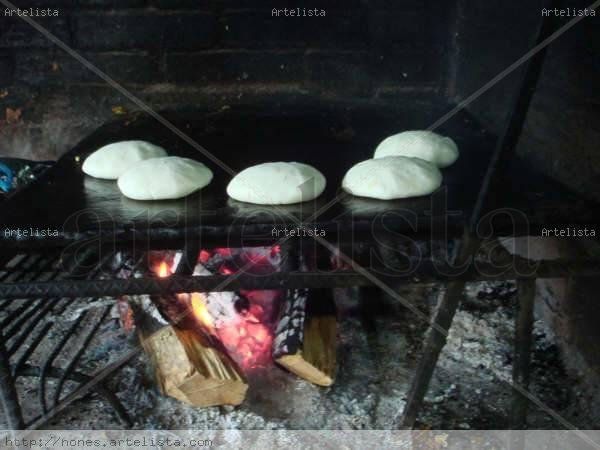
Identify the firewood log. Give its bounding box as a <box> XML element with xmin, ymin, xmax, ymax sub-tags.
<box><xmin>273</xmin><ymin>288</ymin><xmax>337</xmax><ymax>386</ymax></box>
<box><xmin>129</xmin><ymin>295</ymin><xmax>247</xmax><ymax>407</ymax></box>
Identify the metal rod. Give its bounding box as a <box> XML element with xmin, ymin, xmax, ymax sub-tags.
<box><xmin>0</xmin><ymin>249</ymin><xmax>134</xmax><ymax>428</ymax></box>
<box><xmin>26</xmin><ymin>348</ymin><xmax>141</xmax><ymax>430</ymax></box>
<box><xmin>6</xmin><ymin>250</ymin><xmax>115</xmax><ymax>355</ymax></box>
<box><xmin>12</xmin><ymin>301</ymin><xmax>70</xmax><ymax>377</ymax></box>
<box><xmin>469</xmin><ymin>0</ymin><xmax>562</xmax><ymax>232</ymax></box>
<box><xmin>510</xmin><ymin>278</ymin><xmax>536</xmax><ymax>429</ymax></box>
<box><xmin>0</xmin><ymin>336</ymin><xmax>24</xmax><ymax>429</ymax></box>
<box><xmin>16</xmin><ymin>364</ymin><xmax>133</xmax><ymax>428</ymax></box>
<box><xmin>0</xmin><ymin>254</ymin><xmax>44</xmax><ymax>283</ymax></box>
<box><xmin>0</xmin><ymin>300</ymin><xmax>40</xmax><ymax>330</ymax></box>
<box><xmin>11</xmin><ymin>323</ymin><xmax>53</xmax><ymax>377</ymax></box>
<box><xmin>1</xmin><ymin>258</ymin><xmax>65</xmax><ymax>336</ymax></box>
<box><xmin>39</xmin><ymin>311</ymin><xmax>88</xmax><ymax>413</ymax></box>
<box><xmin>399</xmin><ymin>233</ymin><xmax>479</xmax><ymax>428</ymax></box>
<box><xmin>0</xmin><ymin>257</ymin><xmax>597</xmax><ymax>299</ymax></box>
<box><xmin>53</xmin><ymin>306</ymin><xmax>112</xmax><ymax>408</ymax></box>
<box><xmin>174</xmin><ymin>241</ymin><xmax>200</xmax><ymax>276</ymax></box>
<box><xmin>7</xmin><ymin>299</ymin><xmax>71</xmax><ymax>356</ymax></box>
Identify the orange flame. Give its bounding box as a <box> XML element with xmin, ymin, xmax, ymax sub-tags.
<box><xmin>157</xmin><ymin>261</ymin><xmax>170</xmax><ymax>278</ymax></box>
<box><xmin>151</xmin><ymin>249</ymin><xmax>279</xmax><ymax>370</ymax></box>
<box><xmin>190</xmin><ymin>292</ymin><xmax>214</xmax><ymax>330</ymax></box>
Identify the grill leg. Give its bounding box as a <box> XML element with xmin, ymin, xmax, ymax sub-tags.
<box><xmin>510</xmin><ymin>278</ymin><xmax>536</xmax><ymax>429</ymax></box>
<box><xmin>0</xmin><ymin>337</ymin><xmax>24</xmax><ymax>429</ymax></box>
<box><xmin>399</xmin><ymin>235</ymin><xmax>479</xmax><ymax>429</ymax></box>
<box><xmin>399</xmin><ymin>278</ymin><xmax>466</xmax><ymax>428</ymax></box>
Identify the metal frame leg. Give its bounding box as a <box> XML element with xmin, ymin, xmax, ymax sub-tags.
<box><xmin>0</xmin><ymin>337</ymin><xmax>24</xmax><ymax>429</ymax></box>
<box><xmin>399</xmin><ymin>277</ymin><xmax>467</xmax><ymax>428</ymax></box>
<box><xmin>510</xmin><ymin>278</ymin><xmax>536</xmax><ymax>429</ymax></box>
<box><xmin>399</xmin><ymin>234</ymin><xmax>479</xmax><ymax>429</ymax></box>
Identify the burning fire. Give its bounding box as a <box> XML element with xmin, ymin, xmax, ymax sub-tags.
<box><xmin>151</xmin><ymin>246</ymin><xmax>282</xmax><ymax>370</ymax></box>
<box><xmin>218</xmin><ymin>319</ymin><xmax>273</xmax><ymax>369</ymax></box>
<box><xmin>157</xmin><ymin>261</ymin><xmax>170</xmax><ymax>278</ymax></box>
<box><xmin>189</xmin><ymin>292</ymin><xmax>214</xmax><ymax>330</ymax></box>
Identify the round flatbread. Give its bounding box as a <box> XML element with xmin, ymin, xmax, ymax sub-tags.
<box><xmin>82</xmin><ymin>140</ymin><xmax>167</xmax><ymax>179</ymax></box>
<box><xmin>374</xmin><ymin>130</ymin><xmax>459</xmax><ymax>168</ymax></box>
<box><xmin>342</xmin><ymin>156</ymin><xmax>442</xmax><ymax>200</ymax></box>
<box><xmin>227</xmin><ymin>162</ymin><xmax>326</xmax><ymax>205</ymax></box>
<box><xmin>117</xmin><ymin>156</ymin><xmax>213</xmax><ymax>200</ymax></box>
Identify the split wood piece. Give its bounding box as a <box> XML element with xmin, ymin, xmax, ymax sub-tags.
<box><xmin>273</xmin><ymin>288</ymin><xmax>337</xmax><ymax>387</ymax></box>
<box><xmin>130</xmin><ymin>295</ymin><xmax>247</xmax><ymax>407</ymax></box>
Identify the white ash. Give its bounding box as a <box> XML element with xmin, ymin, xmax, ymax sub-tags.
<box><xmin>8</xmin><ymin>269</ymin><xmax>594</xmax><ymax>429</ymax></box>
<box><xmin>191</xmin><ymin>262</ymin><xmax>239</xmax><ymax>328</ymax></box>
<box><xmin>114</xmin><ymin>294</ymin><xmax>167</xmax><ymax>325</ymax></box>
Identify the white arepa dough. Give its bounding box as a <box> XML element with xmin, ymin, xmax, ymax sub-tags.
<box><xmin>117</xmin><ymin>157</ymin><xmax>213</xmax><ymax>200</ymax></box>
<box><xmin>342</xmin><ymin>156</ymin><xmax>442</xmax><ymax>200</ymax></box>
<box><xmin>227</xmin><ymin>162</ymin><xmax>326</xmax><ymax>205</ymax></box>
<box><xmin>82</xmin><ymin>140</ymin><xmax>168</xmax><ymax>179</ymax></box>
<box><xmin>374</xmin><ymin>130</ymin><xmax>459</xmax><ymax>168</ymax></box>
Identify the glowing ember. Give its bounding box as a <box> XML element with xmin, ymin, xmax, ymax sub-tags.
<box><xmin>219</xmin><ymin>265</ymin><xmax>234</xmax><ymax>275</ymax></box>
<box><xmin>199</xmin><ymin>250</ymin><xmax>211</xmax><ymax>264</ymax></box>
<box><xmin>215</xmin><ymin>247</ymin><xmax>232</xmax><ymax>257</ymax></box>
<box><xmin>217</xmin><ymin>321</ymin><xmax>273</xmax><ymax>369</ymax></box>
<box><xmin>151</xmin><ymin>247</ymin><xmax>282</xmax><ymax>370</ymax></box>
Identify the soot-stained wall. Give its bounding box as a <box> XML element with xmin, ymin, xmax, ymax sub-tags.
<box><xmin>0</xmin><ymin>1</ymin><xmax>452</xmax><ymax>160</ymax></box>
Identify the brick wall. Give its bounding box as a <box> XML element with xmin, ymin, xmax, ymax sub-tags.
<box><xmin>515</xmin><ymin>11</ymin><xmax>600</xmax><ymax>202</ymax></box>
<box><xmin>449</xmin><ymin>0</ymin><xmax>600</xmax><ymax>202</ymax></box>
<box><xmin>0</xmin><ymin>1</ymin><xmax>453</xmax><ymax>160</ymax></box>
<box><xmin>449</xmin><ymin>0</ymin><xmax>547</xmax><ymax>134</ymax></box>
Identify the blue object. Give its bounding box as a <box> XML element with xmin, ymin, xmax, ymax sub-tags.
<box><xmin>0</xmin><ymin>162</ymin><xmax>14</xmax><ymax>193</ymax></box>
<box><xmin>0</xmin><ymin>159</ymin><xmax>54</xmax><ymax>195</ymax></box>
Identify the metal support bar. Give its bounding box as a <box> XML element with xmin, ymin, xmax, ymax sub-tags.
<box><xmin>26</xmin><ymin>349</ymin><xmax>141</xmax><ymax>430</ymax></box>
<box><xmin>510</xmin><ymin>278</ymin><xmax>536</xmax><ymax>429</ymax></box>
<box><xmin>469</xmin><ymin>0</ymin><xmax>563</xmax><ymax>231</ymax></box>
<box><xmin>174</xmin><ymin>241</ymin><xmax>201</xmax><ymax>276</ymax></box>
<box><xmin>399</xmin><ymin>234</ymin><xmax>479</xmax><ymax>428</ymax></box>
<box><xmin>16</xmin><ymin>364</ymin><xmax>133</xmax><ymax>428</ymax></box>
<box><xmin>0</xmin><ymin>256</ymin><xmax>597</xmax><ymax>299</ymax></box>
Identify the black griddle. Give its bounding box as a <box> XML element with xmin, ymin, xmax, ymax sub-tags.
<box><xmin>0</xmin><ymin>102</ymin><xmax>594</xmax><ymax>248</ymax></box>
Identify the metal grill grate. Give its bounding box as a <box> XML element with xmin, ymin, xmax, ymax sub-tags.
<box><xmin>0</xmin><ymin>249</ymin><xmax>147</xmax><ymax>429</ymax></box>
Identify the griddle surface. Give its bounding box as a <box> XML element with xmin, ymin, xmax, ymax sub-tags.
<box><xmin>1</xmin><ymin>103</ymin><xmax>590</xmax><ymax>246</ymax></box>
